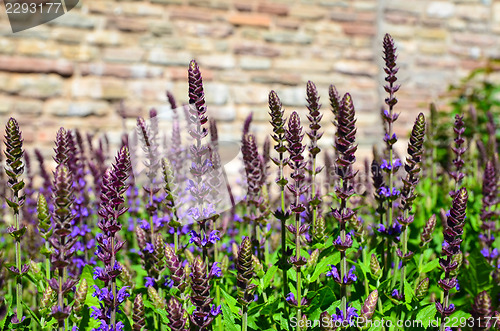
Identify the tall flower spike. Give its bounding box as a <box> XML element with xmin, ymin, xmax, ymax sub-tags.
<box><xmin>397</xmin><ymin>113</ymin><xmax>425</xmax><ymax>299</ymax></box>
<box><xmin>330</xmin><ymin>93</ymin><xmax>358</xmax><ymax>324</ymax></box>
<box><xmin>92</xmin><ymin>146</ymin><xmax>131</xmax><ymax>331</ymax></box>
<box><xmin>360</xmin><ymin>290</ymin><xmax>378</xmax><ymax>322</ymax></box>
<box><xmin>449</xmin><ymin>114</ymin><xmax>466</xmax><ymax>197</ymax></box>
<box><xmin>437</xmin><ymin>188</ymin><xmax>468</xmax><ymax>329</ymax></box>
<box><xmin>167</xmin><ymin>296</ymin><xmax>187</xmax><ymax>331</ymax></box>
<box><xmin>133</xmin><ymin>294</ymin><xmax>146</xmax><ymax>331</ymax></box>
<box><xmin>237</xmin><ymin>237</ymin><xmax>255</xmax><ymax>331</ymax></box>
<box><xmin>480</xmin><ymin>160</ymin><xmax>497</xmax><ymax>266</ymax></box>
<box><xmin>188</xmin><ymin>59</ymin><xmax>208</xmax><ymax>125</ymax></box>
<box><xmin>268</xmin><ymin>90</ymin><xmax>289</xmax><ymax>299</ymax></box>
<box><xmin>189</xmin><ymin>256</ymin><xmax>219</xmax><ymax>330</ymax></box>
<box><xmin>328</xmin><ymin>84</ymin><xmax>341</xmax><ymax>127</ymax></box>
<box><xmin>471</xmin><ymin>291</ymin><xmax>493</xmax><ymax>329</ymax></box>
<box><xmin>49</xmin><ymin>163</ymin><xmax>78</xmax><ymax>328</ymax></box>
<box><xmin>4</xmin><ymin>118</ymin><xmax>27</xmax><ymax>324</ymax></box>
<box><xmin>285</xmin><ymin>111</ymin><xmax>308</xmax><ymax>327</ymax></box>
<box><xmin>306</xmin><ymin>80</ymin><xmax>324</xmax><ymax>234</ymax></box>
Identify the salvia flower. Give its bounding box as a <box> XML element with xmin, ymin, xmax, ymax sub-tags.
<box><xmin>449</xmin><ymin>115</ymin><xmax>466</xmax><ymax>196</ymax></box>
<box><xmin>189</xmin><ymin>256</ymin><xmax>219</xmax><ymax>330</ymax></box>
<box><xmin>132</xmin><ymin>294</ymin><xmax>146</xmax><ymax>331</ymax></box>
<box><xmin>4</xmin><ymin>117</ymin><xmax>27</xmax><ymax>323</ymax></box>
<box><xmin>166</xmin><ymin>296</ymin><xmax>187</xmax><ymax>331</ymax></box>
<box><xmin>92</xmin><ymin>146</ymin><xmax>131</xmax><ymax>331</ymax></box>
<box><xmin>437</xmin><ymin>188</ymin><xmax>468</xmax><ymax>322</ymax></box>
<box><xmin>360</xmin><ymin>289</ymin><xmax>378</xmax><ymax>322</ymax></box>
<box><xmin>236</xmin><ymin>237</ymin><xmax>256</xmax><ymax>306</ymax></box>
<box><xmin>471</xmin><ymin>291</ymin><xmax>493</xmax><ymax>329</ymax></box>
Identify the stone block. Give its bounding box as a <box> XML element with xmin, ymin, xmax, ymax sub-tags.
<box><xmin>227</xmin><ymin>13</ymin><xmax>271</xmax><ymax>27</ymax></box>
<box><xmin>198</xmin><ymin>54</ymin><xmax>236</xmax><ymax>69</ymax></box>
<box><xmin>239</xmin><ymin>56</ymin><xmax>272</xmax><ymax>70</ymax></box>
<box><xmin>0</xmin><ymin>56</ymin><xmax>74</xmax><ymax>77</ymax></box>
<box><xmin>257</xmin><ymin>2</ymin><xmax>289</xmax><ymax>16</ymax></box>
<box><xmin>103</xmin><ymin>47</ymin><xmax>145</xmax><ymax>63</ymax></box>
<box><xmin>234</xmin><ymin>44</ymin><xmax>281</xmax><ymax>57</ymax></box>
<box><xmin>47</xmin><ymin>99</ymin><xmax>110</xmax><ymax>117</ymax></box>
<box><xmin>427</xmin><ymin>1</ymin><xmax>456</xmax><ymax>18</ymax></box>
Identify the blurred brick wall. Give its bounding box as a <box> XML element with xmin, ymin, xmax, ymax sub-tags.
<box><xmin>0</xmin><ymin>0</ymin><xmax>495</xmax><ymax>161</ymax></box>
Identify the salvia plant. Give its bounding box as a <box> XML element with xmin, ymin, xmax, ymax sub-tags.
<box><xmin>0</xmin><ymin>34</ymin><xmax>498</xmax><ymax>331</ymax></box>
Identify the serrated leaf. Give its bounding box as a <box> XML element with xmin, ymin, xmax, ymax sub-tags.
<box><xmin>0</xmin><ymin>296</ymin><xmax>12</xmax><ymax>330</ymax></box>
<box><xmin>404</xmin><ymin>281</ymin><xmax>414</xmax><ymax>304</ymax></box>
<box><xmin>221</xmin><ymin>302</ymin><xmax>238</xmax><ymax>331</ymax></box>
<box><xmin>310</xmin><ymin>252</ymin><xmax>340</xmax><ymax>282</ymax></box>
<box><xmin>420</xmin><ymin>258</ymin><xmax>439</xmax><ymax>274</ymax></box>
<box><xmin>261</xmin><ymin>265</ymin><xmax>278</xmax><ymax>290</ymax></box>
<box><xmin>221</xmin><ymin>288</ymin><xmax>239</xmax><ymax>315</ymax></box>
<box><xmin>416</xmin><ymin>304</ymin><xmax>437</xmax><ymax>328</ymax></box>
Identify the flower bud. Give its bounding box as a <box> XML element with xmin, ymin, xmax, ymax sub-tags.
<box><xmin>415</xmin><ymin>278</ymin><xmax>429</xmax><ymax>300</ymax></box>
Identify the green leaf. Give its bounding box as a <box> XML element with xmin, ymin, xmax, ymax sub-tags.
<box><xmin>221</xmin><ymin>302</ymin><xmax>238</xmax><ymax>331</ymax></box>
<box><xmin>420</xmin><ymin>259</ymin><xmax>439</xmax><ymax>274</ymax></box>
<box><xmin>21</xmin><ymin>301</ymin><xmax>41</xmax><ymax>326</ymax></box>
<box><xmin>261</xmin><ymin>265</ymin><xmax>278</xmax><ymax>290</ymax></box>
<box><xmin>310</xmin><ymin>252</ymin><xmax>340</xmax><ymax>282</ymax></box>
<box><xmin>221</xmin><ymin>288</ymin><xmax>239</xmax><ymax>315</ymax></box>
<box><xmin>416</xmin><ymin>304</ymin><xmax>437</xmax><ymax>329</ymax></box>
<box><xmin>404</xmin><ymin>281</ymin><xmax>414</xmax><ymax>304</ymax></box>
<box><xmin>0</xmin><ymin>296</ymin><xmax>11</xmax><ymax>330</ymax></box>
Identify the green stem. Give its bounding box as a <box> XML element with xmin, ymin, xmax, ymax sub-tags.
<box><xmin>242</xmin><ymin>306</ymin><xmax>248</xmax><ymax>331</ymax></box>
<box><xmin>362</xmin><ymin>249</ymin><xmax>369</xmax><ymax>297</ymax></box>
<box><xmin>110</xmin><ymin>236</ymin><xmax>117</xmax><ymax>328</ymax></box>
<box><xmin>45</xmin><ymin>241</ymin><xmax>51</xmax><ymax>281</ymax></box>
<box><xmin>279</xmin><ymin>158</ymin><xmax>288</xmax><ymax>298</ymax></box>
<box><xmin>295</xmin><ymin>212</ymin><xmax>301</xmax><ymax>331</ymax></box>
<box><xmin>399</xmin><ymin>224</ymin><xmax>408</xmax><ymax>297</ymax></box>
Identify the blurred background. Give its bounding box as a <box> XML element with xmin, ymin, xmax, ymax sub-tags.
<box><xmin>0</xmin><ymin>0</ymin><xmax>498</xmax><ymax>162</ymax></box>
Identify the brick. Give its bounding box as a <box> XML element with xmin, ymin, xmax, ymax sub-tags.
<box><xmin>257</xmin><ymin>2</ymin><xmax>289</xmax><ymax>16</ymax></box>
<box><xmin>251</xmin><ymin>73</ymin><xmax>301</xmax><ymax>86</ymax></box>
<box><xmin>289</xmin><ymin>5</ymin><xmax>325</xmax><ymax>20</ymax></box>
<box><xmin>170</xmin><ymin>8</ymin><xmax>214</xmax><ymax>22</ymax></box>
<box><xmin>81</xmin><ymin>63</ymin><xmax>163</xmax><ymax>79</ymax></box>
<box><xmin>52</xmin><ymin>28</ymin><xmax>87</xmax><ymax>44</ymax></box>
<box><xmin>0</xmin><ymin>39</ymin><xmax>15</xmax><ymax>55</ymax></box>
<box><xmin>494</xmin><ymin>3</ymin><xmax>500</xmax><ymax>23</ymax></box>
<box><xmin>2</xmin><ymin>74</ymin><xmax>63</xmax><ymax>99</ymax></box>
<box><xmin>103</xmin><ymin>47</ymin><xmax>145</xmax><ymax>63</ymax></box>
<box><xmin>227</xmin><ymin>13</ymin><xmax>271</xmax><ymax>27</ymax></box>
<box><xmin>234</xmin><ymin>2</ymin><xmax>254</xmax><ymax>11</ymax></box>
<box><xmin>427</xmin><ymin>2</ymin><xmax>456</xmax><ymax>18</ymax></box>
<box><xmin>239</xmin><ymin>56</ymin><xmax>272</xmax><ymax>70</ymax></box>
<box><xmin>60</xmin><ymin>45</ymin><xmax>99</xmax><ymax>62</ymax></box>
<box><xmin>275</xmin><ymin>58</ymin><xmax>333</xmax><ymax>73</ymax></box>
<box><xmin>121</xmin><ymin>3</ymin><xmax>165</xmax><ymax>17</ymax></box>
<box><xmin>148</xmin><ymin>49</ymin><xmax>192</xmax><ymax>66</ymax></box>
<box><xmin>417</xmin><ymin>28</ymin><xmax>448</xmax><ymax>40</ymax></box>
<box><xmin>230</xmin><ymin>85</ymin><xmax>269</xmax><ymax>104</ymax></box>
<box><xmin>11</xmin><ymin>98</ymin><xmax>44</xmax><ymax>116</ymax></box>
<box><xmin>187</xmin><ymin>0</ymin><xmax>231</xmax><ymax>10</ymax></box>
<box><xmin>329</xmin><ymin>9</ymin><xmax>356</xmax><ymax>22</ymax></box>
<box><xmin>234</xmin><ymin>44</ymin><xmax>281</xmax><ymax>57</ymax></box>
<box><xmin>456</xmin><ymin>4</ymin><xmax>489</xmax><ymax>21</ymax></box>
<box><xmin>198</xmin><ymin>54</ymin><xmax>236</xmax><ymax>69</ymax></box>
<box><xmin>48</xmin><ymin>12</ymin><xmax>96</xmax><ymax>29</ymax></box>
<box><xmin>418</xmin><ymin>42</ymin><xmax>447</xmax><ymax>55</ymax></box>
<box><xmin>46</xmin><ymin>99</ymin><xmax>110</xmax><ymax>117</ymax></box>
<box><xmin>149</xmin><ymin>21</ymin><xmax>174</xmax><ymax>36</ymax></box>
<box><xmin>452</xmin><ymin>33</ymin><xmax>497</xmax><ymax>46</ymax></box>
<box><xmin>384</xmin><ymin>9</ymin><xmax>419</xmax><ymax>25</ymax></box>
<box><xmin>262</xmin><ymin>31</ymin><xmax>313</xmax><ymax>44</ymax></box>
<box><xmin>274</xmin><ymin>87</ymin><xmax>306</xmax><ymax>107</ymax></box>
<box><xmin>127</xmin><ymin>80</ymin><xmax>174</xmax><ymax>101</ymax></box>
<box><xmin>86</xmin><ymin>31</ymin><xmax>123</xmax><ymax>46</ymax></box>
<box><xmin>207</xmin><ymin>105</ymin><xmax>236</xmax><ymax>121</ymax></box>
<box><xmin>204</xmin><ymin>83</ymin><xmax>230</xmax><ymax>105</ymax></box>
<box><xmin>333</xmin><ymin>60</ymin><xmax>378</xmax><ymax>77</ymax></box>
<box><xmin>17</xmin><ymin>40</ymin><xmax>60</xmax><ymax>58</ymax></box>
<box><xmin>151</xmin><ymin>0</ymin><xmax>183</xmax><ymax>4</ymax></box>
<box><xmin>276</xmin><ymin>18</ymin><xmax>301</xmax><ymax>30</ymax></box>
<box><xmin>342</xmin><ymin>22</ymin><xmax>376</xmax><ymax>36</ymax></box>
<box><xmin>0</xmin><ymin>56</ymin><xmax>74</xmax><ymax>77</ymax></box>
<box><xmin>106</xmin><ymin>17</ymin><xmax>149</xmax><ymax>32</ymax></box>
